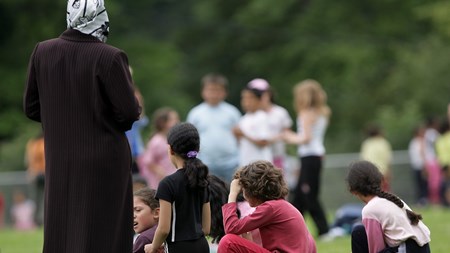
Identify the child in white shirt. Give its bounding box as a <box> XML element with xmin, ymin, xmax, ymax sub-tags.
<box><xmin>233</xmin><ymin>81</ymin><xmax>272</xmax><ymax>166</ymax></box>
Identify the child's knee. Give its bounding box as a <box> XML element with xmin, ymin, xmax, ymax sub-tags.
<box><xmin>217</xmin><ymin>234</ymin><xmax>241</xmax><ymax>253</ymax></box>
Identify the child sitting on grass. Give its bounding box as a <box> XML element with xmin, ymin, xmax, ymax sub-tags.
<box><xmin>347</xmin><ymin>160</ymin><xmax>431</xmax><ymax>253</ymax></box>
<box><xmin>218</xmin><ymin>160</ymin><xmax>316</xmax><ymax>253</ymax></box>
<box><xmin>133</xmin><ymin>188</ymin><xmax>160</xmax><ymax>253</ymax></box>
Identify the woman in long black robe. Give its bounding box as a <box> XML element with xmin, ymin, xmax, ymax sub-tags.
<box><xmin>23</xmin><ymin>1</ymin><xmax>141</xmax><ymax>252</ymax></box>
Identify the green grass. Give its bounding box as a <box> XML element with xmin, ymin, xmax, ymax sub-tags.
<box><xmin>0</xmin><ymin>207</ymin><xmax>448</xmax><ymax>253</ymax></box>
<box><xmin>0</xmin><ymin>228</ymin><xmax>43</xmax><ymax>253</ymax></box>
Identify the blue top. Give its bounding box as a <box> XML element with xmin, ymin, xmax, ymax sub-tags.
<box><xmin>187</xmin><ymin>102</ymin><xmax>241</xmax><ymax>171</ymax></box>
<box><xmin>126</xmin><ymin>116</ymin><xmax>149</xmax><ymax>158</ymax></box>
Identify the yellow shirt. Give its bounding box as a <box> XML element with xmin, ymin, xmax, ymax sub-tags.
<box><xmin>360</xmin><ymin>136</ymin><xmax>392</xmax><ymax>175</ymax></box>
<box><xmin>436</xmin><ymin>132</ymin><xmax>450</xmax><ymax>166</ymax></box>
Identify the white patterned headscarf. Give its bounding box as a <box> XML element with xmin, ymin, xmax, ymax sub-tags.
<box><xmin>66</xmin><ymin>0</ymin><xmax>109</xmax><ymax>42</ymax></box>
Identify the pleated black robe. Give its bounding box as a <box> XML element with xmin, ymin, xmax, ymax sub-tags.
<box><xmin>24</xmin><ymin>29</ymin><xmax>141</xmax><ymax>253</ymax></box>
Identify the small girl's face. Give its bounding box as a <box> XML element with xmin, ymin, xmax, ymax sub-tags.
<box><xmin>241</xmin><ymin>89</ymin><xmax>261</xmax><ymax>113</ymax></box>
<box><xmin>133</xmin><ymin>197</ymin><xmax>159</xmax><ymax>234</ymax></box>
<box><xmin>165</xmin><ymin>111</ymin><xmax>179</xmax><ymax>130</ymax></box>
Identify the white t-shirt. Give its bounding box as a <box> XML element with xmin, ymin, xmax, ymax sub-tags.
<box><xmin>408</xmin><ymin>137</ymin><xmax>424</xmax><ymax>170</ymax></box>
<box><xmin>424</xmin><ymin>128</ymin><xmax>439</xmax><ymax>161</ymax></box>
<box><xmin>238</xmin><ymin>110</ymin><xmax>273</xmax><ymax>166</ymax></box>
<box><xmin>266</xmin><ymin>105</ymin><xmax>293</xmax><ymax>158</ymax></box>
<box><xmin>297</xmin><ymin>115</ymin><xmax>328</xmax><ymax>157</ymax></box>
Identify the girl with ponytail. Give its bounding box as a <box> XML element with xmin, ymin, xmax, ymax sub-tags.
<box><xmin>347</xmin><ymin>160</ymin><xmax>431</xmax><ymax>253</ymax></box>
<box><xmin>144</xmin><ymin>122</ymin><xmax>210</xmax><ymax>253</ymax></box>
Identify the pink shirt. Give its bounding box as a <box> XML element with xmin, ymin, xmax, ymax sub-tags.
<box><xmin>362</xmin><ymin>197</ymin><xmax>431</xmax><ymax>253</ymax></box>
<box><xmin>237</xmin><ymin>201</ymin><xmax>262</xmax><ymax>246</ymax></box>
<box><xmin>141</xmin><ymin>133</ymin><xmax>176</xmax><ymax>189</ymax></box>
<box><xmin>11</xmin><ymin>200</ymin><xmax>36</xmax><ymax>231</ymax></box>
<box><xmin>222</xmin><ymin>199</ymin><xmax>315</xmax><ymax>253</ymax></box>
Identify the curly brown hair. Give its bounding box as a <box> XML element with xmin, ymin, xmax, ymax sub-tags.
<box><xmin>235</xmin><ymin>160</ymin><xmax>289</xmax><ymax>202</ymax></box>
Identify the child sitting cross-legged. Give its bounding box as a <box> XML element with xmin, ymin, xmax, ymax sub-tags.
<box><xmin>133</xmin><ymin>188</ymin><xmax>160</xmax><ymax>253</ymax></box>
<box><xmin>347</xmin><ymin>160</ymin><xmax>431</xmax><ymax>253</ymax></box>
<box><xmin>218</xmin><ymin>160</ymin><xmax>316</xmax><ymax>253</ymax></box>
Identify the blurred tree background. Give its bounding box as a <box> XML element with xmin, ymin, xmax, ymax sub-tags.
<box><xmin>1</xmin><ymin>0</ymin><xmax>450</xmax><ymax>171</ymax></box>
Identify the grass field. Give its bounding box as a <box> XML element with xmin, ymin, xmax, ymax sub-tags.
<box><xmin>0</xmin><ymin>206</ymin><xmax>448</xmax><ymax>253</ymax></box>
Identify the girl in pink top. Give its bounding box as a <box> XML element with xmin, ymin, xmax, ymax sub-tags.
<box><xmin>218</xmin><ymin>160</ymin><xmax>316</xmax><ymax>253</ymax></box>
<box><xmin>347</xmin><ymin>160</ymin><xmax>431</xmax><ymax>253</ymax></box>
<box><xmin>141</xmin><ymin>107</ymin><xmax>179</xmax><ymax>189</ymax></box>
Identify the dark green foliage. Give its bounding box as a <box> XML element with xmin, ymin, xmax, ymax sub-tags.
<box><xmin>1</xmin><ymin>0</ymin><xmax>450</xmax><ymax>170</ymax></box>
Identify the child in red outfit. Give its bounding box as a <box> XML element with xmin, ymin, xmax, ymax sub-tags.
<box><xmin>218</xmin><ymin>160</ymin><xmax>316</xmax><ymax>253</ymax></box>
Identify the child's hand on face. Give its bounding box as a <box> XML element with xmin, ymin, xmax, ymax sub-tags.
<box><xmin>230</xmin><ymin>179</ymin><xmax>242</xmax><ymax>197</ymax></box>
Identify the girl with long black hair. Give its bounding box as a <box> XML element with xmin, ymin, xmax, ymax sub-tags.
<box><xmin>145</xmin><ymin>122</ymin><xmax>210</xmax><ymax>253</ymax></box>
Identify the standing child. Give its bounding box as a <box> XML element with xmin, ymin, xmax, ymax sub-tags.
<box><xmin>282</xmin><ymin>79</ymin><xmax>331</xmax><ymax>238</ymax></box>
<box><xmin>360</xmin><ymin>124</ymin><xmax>393</xmax><ymax>191</ymax></box>
<box><xmin>126</xmin><ymin>87</ymin><xmax>150</xmax><ymax>176</ymax></box>
<box><xmin>408</xmin><ymin>125</ymin><xmax>428</xmax><ymax>206</ymax></box>
<box><xmin>436</xmin><ymin>120</ymin><xmax>450</xmax><ymax>206</ymax></box>
<box><xmin>10</xmin><ymin>190</ymin><xmax>36</xmax><ymax>231</ymax></box>
<box><xmin>25</xmin><ymin>132</ymin><xmax>45</xmax><ymax>226</ymax></box>
<box><xmin>187</xmin><ymin>73</ymin><xmax>241</xmax><ymax>183</ymax></box>
<box><xmin>249</xmin><ymin>78</ymin><xmax>293</xmax><ymax>169</ymax></box>
<box><xmin>133</xmin><ymin>188</ymin><xmax>160</xmax><ymax>253</ymax></box>
<box><xmin>233</xmin><ymin>81</ymin><xmax>273</xmax><ymax>167</ymax></box>
<box><xmin>141</xmin><ymin>107</ymin><xmax>179</xmax><ymax>189</ymax></box>
<box><xmin>144</xmin><ymin>122</ymin><xmax>211</xmax><ymax>253</ymax></box>
<box><xmin>218</xmin><ymin>160</ymin><xmax>316</xmax><ymax>253</ymax></box>
<box><xmin>347</xmin><ymin>160</ymin><xmax>431</xmax><ymax>253</ymax></box>
<box><xmin>423</xmin><ymin>116</ymin><xmax>442</xmax><ymax>204</ymax></box>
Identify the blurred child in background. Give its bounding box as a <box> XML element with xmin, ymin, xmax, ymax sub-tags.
<box><xmin>436</xmin><ymin>119</ymin><xmax>450</xmax><ymax>206</ymax></box>
<box><xmin>10</xmin><ymin>190</ymin><xmax>36</xmax><ymax>231</ymax></box>
<box><xmin>126</xmin><ymin>86</ymin><xmax>149</xmax><ymax>176</ymax></box>
<box><xmin>408</xmin><ymin>125</ymin><xmax>428</xmax><ymax>206</ymax></box>
<box><xmin>282</xmin><ymin>79</ymin><xmax>331</xmax><ymax>238</ymax></box>
<box><xmin>141</xmin><ymin>107</ymin><xmax>179</xmax><ymax>189</ymax></box>
<box><xmin>25</xmin><ymin>132</ymin><xmax>45</xmax><ymax>226</ymax></box>
<box><xmin>233</xmin><ymin>80</ymin><xmax>273</xmax><ymax>167</ymax></box>
<box><xmin>360</xmin><ymin>124</ymin><xmax>392</xmax><ymax>191</ymax></box>
<box><xmin>423</xmin><ymin>116</ymin><xmax>442</xmax><ymax>204</ymax></box>
<box><xmin>187</xmin><ymin>73</ymin><xmax>241</xmax><ymax>183</ymax></box>
<box><xmin>251</xmin><ymin>78</ymin><xmax>293</xmax><ymax>170</ymax></box>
